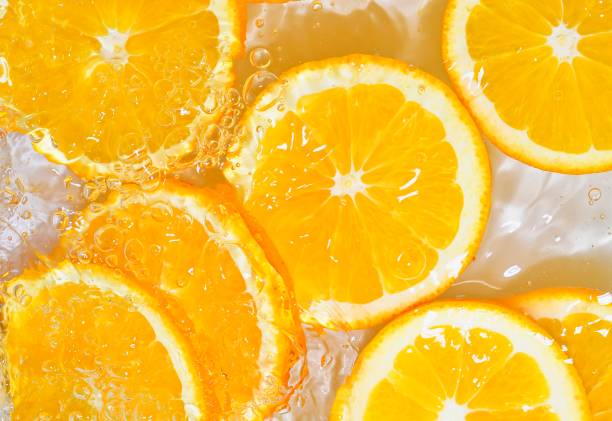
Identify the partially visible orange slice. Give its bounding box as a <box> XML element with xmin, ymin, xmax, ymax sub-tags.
<box><xmin>507</xmin><ymin>288</ymin><xmax>612</xmax><ymax>420</ymax></box>
<box><xmin>0</xmin><ymin>0</ymin><xmax>241</xmax><ymax>179</ymax></box>
<box><xmin>224</xmin><ymin>54</ymin><xmax>490</xmax><ymax>329</ymax></box>
<box><xmin>331</xmin><ymin>301</ymin><xmax>590</xmax><ymax>420</ymax></box>
<box><xmin>443</xmin><ymin>0</ymin><xmax>612</xmax><ymax>173</ymax></box>
<box><xmin>59</xmin><ymin>181</ymin><xmax>304</xmax><ymax>419</ymax></box>
<box><xmin>2</xmin><ymin>262</ymin><xmax>215</xmax><ymax>420</ymax></box>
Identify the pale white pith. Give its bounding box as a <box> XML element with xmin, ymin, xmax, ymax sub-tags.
<box><xmin>225</xmin><ymin>56</ymin><xmax>490</xmax><ymax>328</ymax></box>
<box><xmin>74</xmin><ymin>186</ymin><xmax>297</xmax><ymax>419</ymax></box>
<box><xmin>7</xmin><ymin>261</ymin><xmax>205</xmax><ymax>420</ymax></box>
<box><xmin>444</xmin><ymin>0</ymin><xmax>612</xmax><ymax>173</ymax></box>
<box><xmin>511</xmin><ymin>289</ymin><xmax>612</xmax><ymax>326</ymax></box>
<box><xmin>333</xmin><ymin>304</ymin><xmax>589</xmax><ymax>420</ymax></box>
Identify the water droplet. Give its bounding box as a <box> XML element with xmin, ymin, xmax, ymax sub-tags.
<box><xmin>21</xmin><ymin>210</ymin><xmax>32</xmax><ymax>220</ymax></box>
<box><xmin>150</xmin><ymin>244</ymin><xmax>163</xmax><ymax>255</ymax></box>
<box><xmin>249</xmin><ymin>47</ymin><xmax>272</xmax><ymax>69</ymax></box>
<box><xmin>255</xmin><ymin>18</ymin><xmax>265</xmax><ymax>28</ymax></box>
<box><xmin>503</xmin><ymin>265</ymin><xmax>522</xmax><ymax>278</ymax></box>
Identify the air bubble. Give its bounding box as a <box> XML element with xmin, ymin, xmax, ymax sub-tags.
<box><xmin>249</xmin><ymin>47</ymin><xmax>272</xmax><ymax>69</ymax></box>
<box><xmin>117</xmin><ymin>133</ymin><xmax>146</xmax><ymax>163</ymax></box>
<box><xmin>588</xmin><ymin>187</ymin><xmax>602</xmax><ymax>204</ymax></box>
<box><xmin>312</xmin><ymin>1</ymin><xmax>323</xmax><ymax>11</ymax></box>
<box><xmin>77</xmin><ymin>249</ymin><xmax>92</xmax><ymax>264</ymax></box>
<box><xmin>105</xmin><ymin>254</ymin><xmax>119</xmax><ymax>268</ymax></box>
<box><xmin>94</xmin><ymin>225</ymin><xmax>123</xmax><ymax>253</ymax></box>
<box><xmin>150</xmin><ymin>202</ymin><xmax>174</xmax><ymax>222</ymax></box>
<box><xmin>243</xmin><ymin>71</ymin><xmax>280</xmax><ymax>108</ymax></box>
<box><xmin>203</xmin><ymin>91</ymin><xmax>220</xmax><ymax>114</ymax></box>
<box><xmin>124</xmin><ymin>238</ymin><xmax>145</xmax><ymax>263</ymax></box>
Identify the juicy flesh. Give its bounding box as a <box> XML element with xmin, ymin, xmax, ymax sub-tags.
<box><xmin>5</xmin><ymin>283</ymin><xmax>186</xmax><ymax>419</ymax></box>
<box><xmin>246</xmin><ymin>84</ymin><xmax>462</xmax><ymax>306</ymax></box>
<box><xmin>365</xmin><ymin>326</ymin><xmax>556</xmax><ymax>420</ymax></box>
<box><xmin>0</xmin><ymin>0</ymin><xmax>222</xmax><ymax>163</ymax></box>
<box><xmin>74</xmin><ymin>201</ymin><xmax>263</xmax><ymax>414</ymax></box>
<box><xmin>537</xmin><ymin>313</ymin><xmax>612</xmax><ymax>419</ymax></box>
<box><xmin>466</xmin><ymin>0</ymin><xmax>612</xmax><ymax>153</ymax></box>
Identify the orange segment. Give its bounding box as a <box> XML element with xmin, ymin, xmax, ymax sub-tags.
<box><xmin>225</xmin><ymin>54</ymin><xmax>490</xmax><ymax>329</ymax></box>
<box><xmin>2</xmin><ymin>262</ymin><xmax>214</xmax><ymax>420</ymax></box>
<box><xmin>507</xmin><ymin>288</ymin><xmax>612</xmax><ymax>420</ymax></box>
<box><xmin>0</xmin><ymin>0</ymin><xmax>241</xmax><ymax>178</ymax></box>
<box><xmin>443</xmin><ymin>0</ymin><xmax>612</xmax><ymax>173</ymax></box>
<box><xmin>331</xmin><ymin>301</ymin><xmax>590</xmax><ymax>421</ymax></box>
<box><xmin>58</xmin><ymin>181</ymin><xmax>304</xmax><ymax>419</ymax></box>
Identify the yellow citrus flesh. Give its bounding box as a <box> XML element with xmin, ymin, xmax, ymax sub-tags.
<box><xmin>507</xmin><ymin>288</ymin><xmax>612</xmax><ymax>420</ymax></box>
<box><xmin>2</xmin><ymin>262</ymin><xmax>213</xmax><ymax>420</ymax></box>
<box><xmin>224</xmin><ymin>54</ymin><xmax>490</xmax><ymax>329</ymax></box>
<box><xmin>0</xmin><ymin>0</ymin><xmax>240</xmax><ymax>178</ymax></box>
<box><xmin>331</xmin><ymin>301</ymin><xmax>590</xmax><ymax>421</ymax></box>
<box><xmin>60</xmin><ymin>181</ymin><xmax>303</xmax><ymax>419</ymax></box>
<box><xmin>443</xmin><ymin>0</ymin><xmax>612</xmax><ymax>173</ymax></box>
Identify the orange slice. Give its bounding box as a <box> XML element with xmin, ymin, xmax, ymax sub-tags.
<box><xmin>331</xmin><ymin>301</ymin><xmax>590</xmax><ymax>421</ymax></box>
<box><xmin>224</xmin><ymin>54</ymin><xmax>491</xmax><ymax>329</ymax></box>
<box><xmin>507</xmin><ymin>288</ymin><xmax>612</xmax><ymax>420</ymax></box>
<box><xmin>2</xmin><ymin>261</ymin><xmax>215</xmax><ymax>420</ymax></box>
<box><xmin>59</xmin><ymin>181</ymin><xmax>304</xmax><ymax>419</ymax></box>
<box><xmin>443</xmin><ymin>0</ymin><xmax>612</xmax><ymax>174</ymax></box>
<box><xmin>0</xmin><ymin>0</ymin><xmax>241</xmax><ymax>179</ymax></box>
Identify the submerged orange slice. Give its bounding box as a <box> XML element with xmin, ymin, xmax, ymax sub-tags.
<box><xmin>60</xmin><ymin>181</ymin><xmax>303</xmax><ymax>419</ymax></box>
<box><xmin>331</xmin><ymin>301</ymin><xmax>590</xmax><ymax>421</ymax></box>
<box><xmin>224</xmin><ymin>54</ymin><xmax>490</xmax><ymax>329</ymax></box>
<box><xmin>0</xmin><ymin>0</ymin><xmax>241</xmax><ymax>179</ymax></box>
<box><xmin>2</xmin><ymin>262</ymin><xmax>214</xmax><ymax>420</ymax></box>
<box><xmin>507</xmin><ymin>288</ymin><xmax>612</xmax><ymax>420</ymax></box>
<box><xmin>443</xmin><ymin>0</ymin><xmax>612</xmax><ymax>173</ymax></box>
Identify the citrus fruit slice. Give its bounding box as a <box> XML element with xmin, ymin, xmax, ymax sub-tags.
<box><xmin>2</xmin><ymin>261</ymin><xmax>215</xmax><ymax>420</ymax></box>
<box><xmin>443</xmin><ymin>0</ymin><xmax>612</xmax><ymax>174</ymax></box>
<box><xmin>507</xmin><ymin>288</ymin><xmax>612</xmax><ymax>420</ymax></box>
<box><xmin>224</xmin><ymin>54</ymin><xmax>491</xmax><ymax>329</ymax></box>
<box><xmin>59</xmin><ymin>181</ymin><xmax>304</xmax><ymax>419</ymax></box>
<box><xmin>0</xmin><ymin>0</ymin><xmax>241</xmax><ymax>179</ymax></box>
<box><xmin>331</xmin><ymin>301</ymin><xmax>590</xmax><ymax>421</ymax></box>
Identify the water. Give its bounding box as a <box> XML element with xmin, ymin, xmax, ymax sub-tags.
<box><xmin>1</xmin><ymin>0</ymin><xmax>611</xmax><ymax>419</ymax></box>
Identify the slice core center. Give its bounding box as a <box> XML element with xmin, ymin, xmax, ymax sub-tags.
<box><xmin>548</xmin><ymin>24</ymin><xmax>581</xmax><ymax>63</ymax></box>
<box><xmin>438</xmin><ymin>399</ymin><xmax>470</xmax><ymax>421</ymax></box>
<box><xmin>330</xmin><ymin>168</ymin><xmax>367</xmax><ymax>198</ymax></box>
<box><xmin>97</xmin><ymin>29</ymin><xmax>130</xmax><ymax>66</ymax></box>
